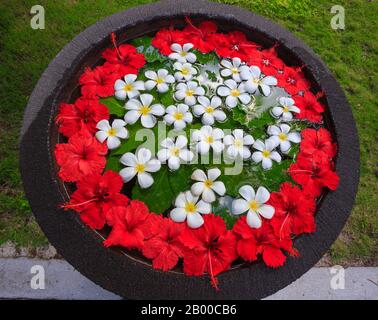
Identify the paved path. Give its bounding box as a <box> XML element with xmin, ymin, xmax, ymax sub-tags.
<box><xmin>0</xmin><ymin>258</ymin><xmax>377</xmax><ymax>300</ymax></box>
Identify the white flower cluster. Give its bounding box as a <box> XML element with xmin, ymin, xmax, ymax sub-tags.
<box><xmin>92</xmin><ymin>42</ymin><xmax>303</xmax><ymax>229</ymax></box>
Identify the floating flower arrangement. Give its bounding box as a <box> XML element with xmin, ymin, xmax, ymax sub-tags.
<box><xmin>55</xmin><ymin>19</ymin><xmax>339</xmax><ymax>290</ymax></box>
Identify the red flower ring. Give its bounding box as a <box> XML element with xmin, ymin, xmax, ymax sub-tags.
<box><xmin>54</xmin><ymin>20</ymin><xmax>339</xmax><ymax>289</ymax></box>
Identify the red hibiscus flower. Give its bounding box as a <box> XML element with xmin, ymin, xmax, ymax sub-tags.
<box><xmin>294</xmin><ymin>93</ymin><xmax>325</xmax><ymax>123</ymax></box>
<box><xmin>183</xmin><ymin>19</ymin><xmax>218</xmax><ymax>53</ymax></box>
<box><xmin>56</xmin><ymin>97</ymin><xmax>109</xmax><ymax>138</ymax></box>
<box><xmin>142</xmin><ymin>217</ymin><xmax>185</xmax><ymax>271</ymax></box>
<box><xmin>233</xmin><ymin>217</ymin><xmax>295</xmax><ymax>268</ymax></box>
<box><xmin>151</xmin><ymin>28</ymin><xmax>188</xmax><ymax>55</ymax></box>
<box><xmin>215</xmin><ymin>31</ymin><xmax>260</xmax><ymax>61</ymax></box>
<box><xmin>104</xmin><ymin>200</ymin><xmax>159</xmax><ymax>250</ymax></box>
<box><xmin>276</xmin><ymin>66</ymin><xmax>311</xmax><ymax>95</ymax></box>
<box><xmin>269</xmin><ymin>183</ymin><xmax>316</xmax><ymax>239</ymax></box>
<box><xmin>54</xmin><ymin>128</ymin><xmax>107</xmax><ymax>182</ymax></box>
<box><xmin>102</xmin><ymin>43</ymin><xmax>146</xmax><ymax>76</ymax></box>
<box><xmin>288</xmin><ymin>154</ymin><xmax>339</xmax><ymax>197</ymax></box>
<box><xmin>79</xmin><ymin>65</ymin><xmax>118</xmax><ymax>98</ymax></box>
<box><xmin>250</xmin><ymin>46</ymin><xmax>284</xmax><ymax>76</ymax></box>
<box><xmin>300</xmin><ymin>128</ymin><xmax>337</xmax><ymax>159</ymax></box>
<box><xmin>179</xmin><ymin>214</ymin><xmax>237</xmax><ymax>289</ymax></box>
<box><xmin>63</xmin><ymin>171</ymin><xmax>129</xmax><ymax>229</ymax></box>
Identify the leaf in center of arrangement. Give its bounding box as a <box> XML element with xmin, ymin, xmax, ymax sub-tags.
<box><xmin>131</xmin><ymin>165</ymin><xmax>193</xmax><ymax>214</ymax></box>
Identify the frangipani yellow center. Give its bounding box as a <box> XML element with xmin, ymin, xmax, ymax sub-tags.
<box><xmin>248</xmin><ymin>200</ymin><xmax>259</xmax><ymax>211</ymax></box>
<box><xmin>107</xmin><ymin>128</ymin><xmax>117</xmax><ymax>137</ymax></box>
<box><xmin>234</xmin><ymin>139</ymin><xmax>243</xmax><ymax>148</ymax></box>
<box><xmin>278</xmin><ymin>133</ymin><xmax>287</xmax><ymax>141</ymax></box>
<box><xmin>283</xmin><ymin>105</ymin><xmax>289</xmax><ymax>113</ymax></box>
<box><xmin>185</xmin><ymin>202</ymin><xmax>196</xmax><ymax>213</ymax></box>
<box><xmin>135</xmin><ymin>163</ymin><xmax>145</xmax><ymax>173</ymax></box>
<box><xmin>204</xmin><ymin>179</ymin><xmax>213</xmax><ymax>188</ymax></box>
<box><xmin>230</xmin><ymin>89</ymin><xmax>240</xmax><ymax>97</ymax></box>
<box><xmin>180</xmin><ymin>51</ymin><xmax>187</xmax><ymax>57</ymax></box>
<box><xmin>174</xmin><ymin>112</ymin><xmax>184</xmax><ymax>120</ymax></box>
<box><xmin>262</xmin><ymin>150</ymin><xmax>270</xmax><ymax>158</ymax></box>
<box><xmin>170</xmin><ymin>147</ymin><xmax>180</xmax><ymax>157</ymax></box>
<box><xmin>181</xmin><ymin>68</ymin><xmax>189</xmax><ymax>75</ymax></box>
<box><xmin>231</xmin><ymin>68</ymin><xmax>239</xmax><ymax>74</ymax></box>
<box><xmin>205</xmin><ymin>106</ymin><xmax>214</xmax><ymax>113</ymax></box>
<box><xmin>140</xmin><ymin>105</ymin><xmax>151</xmax><ymax>115</ymax></box>
<box><xmin>156</xmin><ymin>77</ymin><xmax>164</xmax><ymax>84</ymax></box>
<box><xmin>205</xmin><ymin>135</ymin><xmax>214</xmax><ymax>144</ymax></box>
<box><xmin>124</xmin><ymin>84</ymin><xmax>133</xmax><ymax>92</ymax></box>
<box><xmin>186</xmin><ymin>89</ymin><xmax>194</xmax><ymax>97</ymax></box>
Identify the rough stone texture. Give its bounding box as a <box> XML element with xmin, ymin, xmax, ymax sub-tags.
<box><xmin>20</xmin><ymin>0</ymin><xmax>359</xmax><ymax>299</ymax></box>
<box><xmin>1</xmin><ymin>259</ymin><xmax>377</xmax><ymax>300</ymax></box>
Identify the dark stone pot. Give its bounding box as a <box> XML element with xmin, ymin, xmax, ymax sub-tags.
<box><xmin>20</xmin><ymin>0</ymin><xmax>359</xmax><ymax>300</ymax></box>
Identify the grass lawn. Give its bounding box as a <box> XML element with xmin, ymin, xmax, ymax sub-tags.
<box><xmin>0</xmin><ymin>0</ymin><xmax>377</xmax><ymax>265</ymax></box>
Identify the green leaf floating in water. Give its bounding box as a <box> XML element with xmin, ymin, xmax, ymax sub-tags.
<box><xmin>100</xmin><ymin>97</ymin><xmax>125</xmax><ymax>117</ymax></box>
<box><xmin>132</xmin><ymin>165</ymin><xmax>194</xmax><ymax>214</ymax></box>
<box><xmin>131</xmin><ymin>36</ymin><xmax>166</xmax><ymax>63</ymax></box>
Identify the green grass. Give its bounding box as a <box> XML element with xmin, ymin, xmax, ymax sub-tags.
<box><xmin>0</xmin><ymin>0</ymin><xmax>377</xmax><ymax>264</ymax></box>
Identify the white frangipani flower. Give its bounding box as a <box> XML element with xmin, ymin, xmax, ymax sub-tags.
<box><xmin>191</xmin><ymin>168</ymin><xmax>226</xmax><ymax>203</ymax></box>
<box><xmin>168</xmin><ymin>43</ymin><xmax>197</xmax><ymax>63</ymax></box>
<box><xmin>170</xmin><ymin>191</ymin><xmax>211</xmax><ymax>229</ymax></box>
<box><xmin>223</xmin><ymin>129</ymin><xmax>254</xmax><ymax>159</ymax></box>
<box><xmin>124</xmin><ymin>94</ymin><xmax>165</xmax><ymax>128</ymax></box>
<box><xmin>271</xmin><ymin>97</ymin><xmax>300</xmax><ymax>121</ymax></box>
<box><xmin>95</xmin><ymin>119</ymin><xmax>128</xmax><ymax>150</ymax></box>
<box><xmin>174</xmin><ymin>81</ymin><xmax>205</xmax><ymax>106</ymax></box>
<box><xmin>220</xmin><ymin>57</ymin><xmax>244</xmax><ymax>82</ymax></box>
<box><xmin>157</xmin><ymin>136</ymin><xmax>194</xmax><ymax>170</ymax></box>
<box><xmin>114</xmin><ymin>74</ymin><xmax>145</xmax><ymax>100</ymax></box>
<box><xmin>217</xmin><ymin>79</ymin><xmax>251</xmax><ymax>108</ymax></box>
<box><xmin>119</xmin><ymin>148</ymin><xmax>161</xmax><ymax>189</ymax></box>
<box><xmin>240</xmin><ymin>65</ymin><xmax>277</xmax><ymax>96</ymax></box>
<box><xmin>173</xmin><ymin>62</ymin><xmax>197</xmax><ymax>81</ymax></box>
<box><xmin>192</xmin><ymin>125</ymin><xmax>225</xmax><ymax>155</ymax></box>
<box><xmin>267</xmin><ymin>124</ymin><xmax>301</xmax><ymax>153</ymax></box>
<box><xmin>193</xmin><ymin>96</ymin><xmax>226</xmax><ymax>125</ymax></box>
<box><xmin>231</xmin><ymin>185</ymin><xmax>275</xmax><ymax>228</ymax></box>
<box><xmin>144</xmin><ymin>69</ymin><xmax>175</xmax><ymax>93</ymax></box>
<box><xmin>164</xmin><ymin>104</ymin><xmax>193</xmax><ymax>130</ymax></box>
<box><xmin>252</xmin><ymin>139</ymin><xmax>282</xmax><ymax>170</ymax></box>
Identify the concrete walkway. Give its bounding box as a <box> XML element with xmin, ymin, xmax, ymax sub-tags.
<box><xmin>0</xmin><ymin>258</ymin><xmax>377</xmax><ymax>300</ymax></box>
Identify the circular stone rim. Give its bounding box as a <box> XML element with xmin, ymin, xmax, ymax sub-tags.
<box><xmin>20</xmin><ymin>0</ymin><xmax>359</xmax><ymax>300</ymax></box>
